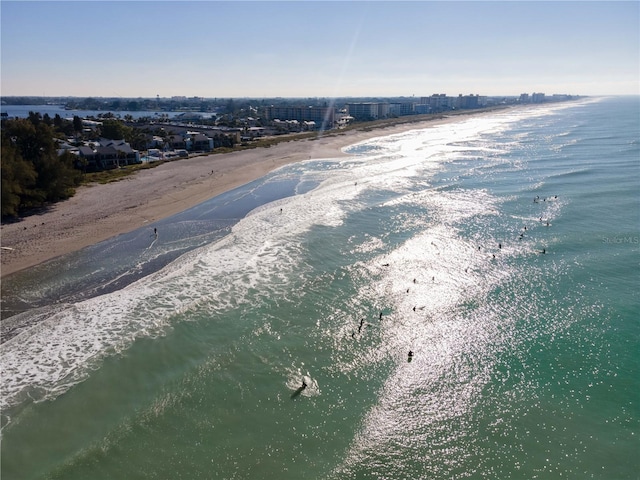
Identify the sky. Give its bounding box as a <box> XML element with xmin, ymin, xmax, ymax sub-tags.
<box><xmin>1</xmin><ymin>1</ymin><xmax>638</xmax><ymax>98</ymax></box>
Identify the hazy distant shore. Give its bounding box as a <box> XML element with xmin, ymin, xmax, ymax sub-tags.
<box><xmin>0</xmin><ymin>107</ymin><xmax>514</xmax><ymax>278</ymax></box>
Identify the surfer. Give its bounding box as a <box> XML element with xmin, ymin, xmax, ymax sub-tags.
<box><xmin>498</xmin><ymin>243</ymin><xmax>502</xmax><ymax>249</ymax></box>
<box><xmin>379</xmin><ymin>312</ymin><xmax>383</xmax><ymax>320</ymax></box>
<box><xmin>154</xmin><ymin>227</ymin><xmax>157</xmax><ymax>236</ymax></box>
<box><xmin>291</xmin><ymin>380</ymin><xmax>307</xmax><ymax>399</ymax></box>
<box><xmin>408</xmin><ymin>350</ymin><xmax>414</xmax><ymax>358</ymax></box>
<box><xmin>358</xmin><ymin>318</ymin><xmax>365</xmax><ymax>333</ymax></box>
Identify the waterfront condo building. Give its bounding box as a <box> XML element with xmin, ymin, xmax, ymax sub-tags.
<box><xmin>264</xmin><ymin>106</ymin><xmax>336</xmax><ymax>130</ymax></box>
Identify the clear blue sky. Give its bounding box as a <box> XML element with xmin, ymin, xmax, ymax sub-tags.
<box><xmin>1</xmin><ymin>1</ymin><xmax>638</xmax><ymax>98</ymax></box>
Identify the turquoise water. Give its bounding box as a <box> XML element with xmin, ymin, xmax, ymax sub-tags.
<box><xmin>1</xmin><ymin>97</ymin><xmax>638</xmax><ymax>479</ymax></box>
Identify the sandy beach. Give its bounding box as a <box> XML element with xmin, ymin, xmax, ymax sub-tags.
<box><xmin>0</xmin><ymin>112</ymin><xmax>495</xmax><ymax>278</ymax></box>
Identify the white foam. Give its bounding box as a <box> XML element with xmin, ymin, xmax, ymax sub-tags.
<box><xmin>1</xmin><ymin>103</ymin><xmax>578</xmax><ymax>413</ymax></box>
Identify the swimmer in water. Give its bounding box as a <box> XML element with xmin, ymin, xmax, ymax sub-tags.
<box><xmin>302</xmin><ymin>380</ymin><xmax>307</xmax><ymax>389</ymax></box>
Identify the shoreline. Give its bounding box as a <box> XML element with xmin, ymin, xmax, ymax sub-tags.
<box><xmin>0</xmin><ymin>109</ymin><xmax>510</xmax><ymax>278</ymax></box>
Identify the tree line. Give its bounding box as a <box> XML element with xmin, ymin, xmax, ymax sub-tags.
<box><xmin>0</xmin><ymin>111</ymin><xmax>243</xmax><ymax>219</ymax></box>
<box><xmin>1</xmin><ymin>113</ymin><xmax>83</xmax><ymax>218</ymax></box>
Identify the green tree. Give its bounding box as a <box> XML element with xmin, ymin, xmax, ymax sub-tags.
<box><xmin>1</xmin><ymin>118</ymin><xmax>83</xmax><ymax>215</ymax></box>
<box><xmin>27</xmin><ymin>111</ymin><xmax>42</xmax><ymax>126</ymax></box>
<box><xmin>100</xmin><ymin>119</ymin><xmax>132</xmax><ymax>140</ymax></box>
<box><xmin>73</xmin><ymin>115</ymin><xmax>83</xmax><ymax>134</ymax></box>
<box><xmin>54</xmin><ymin>113</ymin><xmax>64</xmax><ymax>129</ymax></box>
<box><xmin>1</xmin><ymin>132</ymin><xmax>37</xmax><ymax>217</ymax></box>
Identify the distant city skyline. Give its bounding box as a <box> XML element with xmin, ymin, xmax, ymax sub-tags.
<box><xmin>1</xmin><ymin>1</ymin><xmax>638</xmax><ymax>98</ymax></box>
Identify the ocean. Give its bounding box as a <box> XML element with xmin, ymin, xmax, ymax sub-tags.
<box><xmin>1</xmin><ymin>96</ymin><xmax>638</xmax><ymax>479</ymax></box>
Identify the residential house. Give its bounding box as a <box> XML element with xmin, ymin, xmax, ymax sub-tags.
<box><xmin>75</xmin><ymin>138</ymin><xmax>140</xmax><ymax>171</ymax></box>
<box><xmin>186</xmin><ymin>132</ymin><xmax>214</xmax><ymax>152</ymax></box>
<box><xmin>99</xmin><ymin>138</ymin><xmax>141</xmax><ymax>166</ymax></box>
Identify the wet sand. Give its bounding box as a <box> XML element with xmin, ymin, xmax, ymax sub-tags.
<box><xmin>0</xmin><ymin>110</ymin><xmax>506</xmax><ymax>277</ymax></box>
